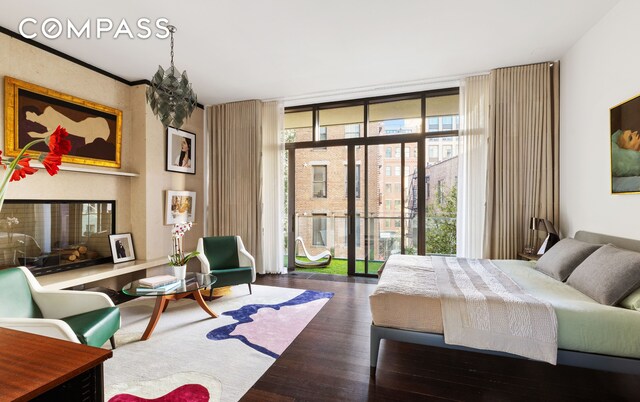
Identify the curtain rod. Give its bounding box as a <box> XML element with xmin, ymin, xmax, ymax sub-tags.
<box><xmin>269</xmin><ymin>70</ymin><xmax>490</xmax><ymax>107</ymax></box>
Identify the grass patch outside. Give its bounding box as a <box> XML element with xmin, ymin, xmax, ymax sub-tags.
<box><xmin>293</xmin><ymin>257</ymin><xmax>383</xmax><ymax>275</ymax></box>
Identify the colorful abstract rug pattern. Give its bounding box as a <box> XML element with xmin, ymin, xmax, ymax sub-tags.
<box><xmin>105</xmin><ymin>285</ymin><xmax>332</xmax><ymax>402</ymax></box>
<box><xmin>207</xmin><ymin>290</ymin><xmax>334</xmax><ymax>358</ymax></box>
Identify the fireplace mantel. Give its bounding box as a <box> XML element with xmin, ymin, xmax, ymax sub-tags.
<box><xmin>36</xmin><ymin>257</ymin><xmax>168</xmax><ymax>290</ymax></box>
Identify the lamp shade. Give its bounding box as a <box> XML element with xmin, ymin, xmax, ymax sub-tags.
<box><xmin>530</xmin><ymin>217</ymin><xmax>546</xmax><ymax>231</ymax></box>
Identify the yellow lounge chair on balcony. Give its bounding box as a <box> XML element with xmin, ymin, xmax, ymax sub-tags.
<box><xmin>294</xmin><ymin>237</ymin><xmax>332</xmax><ymax>268</ymax></box>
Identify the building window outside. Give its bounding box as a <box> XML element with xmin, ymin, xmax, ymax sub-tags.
<box><xmin>442</xmin><ymin>116</ymin><xmax>453</xmax><ymax>130</ymax></box>
<box><xmin>385</xmin><ymin>183</ymin><xmax>392</xmax><ymax>193</ymax></box>
<box><xmin>394</xmin><ymin>200</ymin><xmax>401</xmax><ymax>211</ymax></box>
<box><xmin>317</xmin><ymin>126</ymin><xmax>327</xmax><ymax>141</ymax></box>
<box><xmin>405</xmin><ymin>146</ymin><xmax>410</xmax><ymax>159</ymax></box>
<box><xmin>428</xmin><ymin>145</ymin><xmax>439</xmax><ymax>162</ymax></box>
<box><xmin>385</xmin><ymin>147</ymin><xmax>392</xmax><ymax>158</ymax></box>
<box><xmin>385</xmin><ymin>166</ymin><xmax>391</xmax><ymax>176</ymax></box>
<box><xmin>313</xmin><ymin>166</ymin><xmax>327</xmax><ymax>198</ymax></box>
<box><xmin>312</xmin><ymin>214</ymin><xmax>327</xmax><ymax>246</ymax></box>
<box><xmin>395</xmin><ymin>147</ymin><xmax>400</xmax><ymax>158</ymax></box>
<box><xmin>443</xmin><ymin>145</ymin><xmax>453</xmax><ymax>158</ymax></box>
<box><xmin>395</xmin><ymin>166</ymin><xmax>401</xmax><ymax>176</ymax></box>
<box><xmin>394</xmin><ymin>183</ymin><xmax>401</xmax><ymax>193</ymax></box>
<box><xmin>428</xmin><ymin>117</ymin><xmax>439</xmax><ymax>132</ymax></box>
<box><xmin>344</xmin><ymin>165</ymin><xmax>361</xmax><ymax>198</ymax></box>
<box><xmin>345</xmin><ymin>124</ymin><xmax>360</xmax><ymax>138</ymax></box>
<box><xmin>385</xmin><ymin>200</ymin><xmax>391</xmax><ymax>211</ymax></box>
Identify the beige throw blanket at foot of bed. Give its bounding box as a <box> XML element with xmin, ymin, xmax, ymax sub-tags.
<box><xmin>432</xmin><ymin>256</ymin><xmax>558</xmax><ymax>364</ymax></box>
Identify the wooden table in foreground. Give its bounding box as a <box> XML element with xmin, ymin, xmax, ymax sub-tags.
<box><xmin>0</xmin><ymin>327</ymin><xmax>112</xmax><ymax>402</ymax></box>
<box><xmin>122</xmin><ymin>272</ymin><xmax>218</xmax><ymax>340</ymax></box>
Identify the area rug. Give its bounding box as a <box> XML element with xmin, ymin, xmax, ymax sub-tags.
<box><xmin>104</xmin><ymin>285</ymin><xmax>333</xmax><ymax>402</ymax></box>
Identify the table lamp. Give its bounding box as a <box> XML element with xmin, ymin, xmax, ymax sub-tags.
<box><xmin>527</xmin><ymin>217</ymin><xmax>545</xmax><ymax>254</ymax></box>
<box><xmin>537</xmin><ymin>219</ymin><xmax>559</xmax><ymax>255</ymax></box>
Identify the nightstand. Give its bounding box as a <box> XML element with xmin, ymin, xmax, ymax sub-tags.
<box><xmin>518</xmin><ymin>252</ymin><xmax>540</xmax><ymax>261</ymax></box>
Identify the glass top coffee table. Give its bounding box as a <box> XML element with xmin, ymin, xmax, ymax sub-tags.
<box><xmin>122</xmin><ymin>272</ymin><xmax>217</xmax><ymax>340</ymax></box>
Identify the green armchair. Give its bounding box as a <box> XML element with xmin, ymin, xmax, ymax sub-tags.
<box><xmin>196</xmin><ymin>236</ymin><xmax>255</xmax><ymax>298</ymax></box>
<box><xmin>0</xmin><ymin>267</ymin><xmax>120</xmax><ymax>349</ymax></box>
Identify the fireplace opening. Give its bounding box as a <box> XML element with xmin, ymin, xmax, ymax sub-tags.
<box><xmin>0</xmin><ymin>200</ymin><xmax>115</xmax><ymax>276</ymax></box>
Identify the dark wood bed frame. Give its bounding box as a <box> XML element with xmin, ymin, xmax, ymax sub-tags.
<box><xmin>370</xmin><ymin>231</ymin><xmax>640</xmax><ymax>376</ymax></box>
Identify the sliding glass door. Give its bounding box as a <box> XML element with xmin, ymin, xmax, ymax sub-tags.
<box><xmin>285</xmin><ymin>88</ymin><xmax>459</xmax><ymax>277</ymax></box>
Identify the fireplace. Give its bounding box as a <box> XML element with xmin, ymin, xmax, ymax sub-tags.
<box><xmin>0</xmin><ymin>200</ymin><xmax>115</xmax><ymax>276</ymax></box>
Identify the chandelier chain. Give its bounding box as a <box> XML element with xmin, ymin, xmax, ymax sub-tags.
<box><xmin>170</xmin><ymin>30</ymin><xmax>174</xmax><ymax>66</ymax></box>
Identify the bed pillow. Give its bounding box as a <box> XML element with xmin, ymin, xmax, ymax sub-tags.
<box><xmin>535</xmin><ymin>238</ymin><xmax>601</xmax><ymax>281</ymax></box>
<box><xmin>566</xmin><ymin>244</ymin><xmax>640</xmax><ymax>305</ymax></box>
<box><xmin>619</xmin><ymin>287</ymin><xmax>640</xmax><ymax>310</ymax></box>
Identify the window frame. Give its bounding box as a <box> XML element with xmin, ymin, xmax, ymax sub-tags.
<box><xmin>312</xmin><ymin>165</ymin><xmax>327</xmax><ymax>198</ymax></box>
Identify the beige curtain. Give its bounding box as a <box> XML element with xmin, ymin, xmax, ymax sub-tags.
<box><xmin>456</xmin><ymin>74</ymin><xmax>490</xmax><ymax>258</ymax></box>
<box><xmin>207</xmin><ymin>100</ymin><xmax>263</xmax><ymax>271</ymax></box>
<box><xmin>483</xmin><ymin>62</ymin><xmax>559</xmax><ymax>259</ymax></box>
<box><xmin>261</xmin><ymin>101</ymin><xmax>286</xmax><ymax>274</ymax></box>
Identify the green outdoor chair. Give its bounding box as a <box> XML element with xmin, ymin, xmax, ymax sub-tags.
<box><xmin>196</xmin><ymin>236</ymin><xmax>255</xmax><ymax>299</ymax></box>
<box><xmin>0</xmin><ymin>267</ymin><xmax>120</xmax><ymax>348</ymax></box>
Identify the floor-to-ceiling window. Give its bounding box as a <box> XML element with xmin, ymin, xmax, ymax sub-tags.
<box><xmin>285</xmin><ymin>88</ymin><xmax>459</xmax><ymax>276</ymax></box>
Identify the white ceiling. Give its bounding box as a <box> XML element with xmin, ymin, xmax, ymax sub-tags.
<box><xmin>0</xmin><ymin>0</ymin><xmax>619</xmax><ymax>106</ymax></box>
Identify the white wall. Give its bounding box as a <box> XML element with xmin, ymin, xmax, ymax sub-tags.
<box><xmin>560</xmin><ymin>0</ymin><xmax>640</xmax><ymax>240</ymax></box>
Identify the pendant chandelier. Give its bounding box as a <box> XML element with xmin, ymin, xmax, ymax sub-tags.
<box><xmin>146</xmin><ymin>25</ymin><xmax>197</xmax><ymax>128</ymax></box>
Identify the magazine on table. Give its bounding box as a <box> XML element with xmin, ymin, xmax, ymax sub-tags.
<box><xmin>139</xmin><ymin>275</ymin><xmax>177</xmax><ymax>288</ymax></box>
<box><xmin>137</xmin><ymin>280</ymin><xmax>182</xmax><ymax>293</ymax></box>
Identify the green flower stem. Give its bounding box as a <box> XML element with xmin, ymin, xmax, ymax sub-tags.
<box><xmin>0</xmin><ymin>137</ymin><xmax>46</xmax><ymax>211</ymax></box>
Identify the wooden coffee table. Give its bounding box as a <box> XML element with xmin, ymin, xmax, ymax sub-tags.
<box><xmin>122</xmin><ymin>272</ymin><xmax>217</xmax><ymax>340</ymax></box>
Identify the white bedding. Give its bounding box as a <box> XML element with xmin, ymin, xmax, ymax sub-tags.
<box><xmin>370</xmin><ymin>255</ymin><xmax>640</xmax><ymax>359</ymax></box>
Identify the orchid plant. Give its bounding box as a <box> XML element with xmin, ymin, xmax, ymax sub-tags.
<box><xmin>0</xmin><ymin>125</ymin><xmax>71</xmax><ymax>211</ymax></box>
<box><xmin>168</xmin><ymin>221</ymin><xmax>199</xmax><ymax>267</ymax></box>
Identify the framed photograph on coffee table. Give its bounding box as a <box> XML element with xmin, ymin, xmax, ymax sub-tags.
<box><xmin>109</xmin><ymin>233</ymin><xmax>135</xmax><ymax>263</ymax></box>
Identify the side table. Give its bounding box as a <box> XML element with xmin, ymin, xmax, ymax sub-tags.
<box><xmin>0</xmin><ymin>327</ymin><xmax>111</xmax><ymax>401</ymax></box>
<box><xmin>518</xmin><ymin>252</ymin><xmax>540</xmax><ymax>261</ymax></box>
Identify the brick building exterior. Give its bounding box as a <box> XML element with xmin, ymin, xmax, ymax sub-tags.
<box><xmin>287</xmin><ymin>113</ymin><xmax>458</xmax><ymax>263</ymax></box>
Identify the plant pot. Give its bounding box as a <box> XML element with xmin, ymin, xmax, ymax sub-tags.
<box><xmin>173</xmin><ymin>264</ymin><xmax>187</xmax><ymax>280</ymax></box>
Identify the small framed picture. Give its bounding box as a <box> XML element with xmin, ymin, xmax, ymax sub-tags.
<box><xmin>165</xmin><ymin>190</ymin><xmax>196</xmax><ymax>225</ymax></box>
<box><xmin>108</xmin><ymin>233</ymin><xmax>136</xmax><ymax>263</ymax></box>
<box><xmin>166</xmin><ymin>126</ymin><xmax>196</xmax><ymax>174</ymax></box>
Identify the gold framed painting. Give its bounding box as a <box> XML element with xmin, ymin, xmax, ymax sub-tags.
<box><xmin>610</xmin><ymin>92</ymin><xmax>640</xmax><ymax>194</ymax></box>
<box><xmin>4</xmin><ymin>76</ymin><xmax>122</xmax><ymax>168</ymax></box>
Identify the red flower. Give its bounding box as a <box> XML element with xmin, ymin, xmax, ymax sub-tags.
<box><xmin>48</xmin><ymin>125</ymin><xmax>72</xmax><ymax>156</ymax></box>
<box><xmin>42</xmin><ymin>153</ymin><xmax>62</xmax><ymax>176</ymax></box>
<box><xmin>10</xmin><ymin>158</ymin><xmax>38</xmax><ymax>182</ymax></box>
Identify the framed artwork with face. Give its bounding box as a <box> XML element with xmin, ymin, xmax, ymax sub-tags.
<box><xmin>166</xmin><ymin>126</ymin><xmax>196</xmax><ymax>174</ymax></box>
<box><xmin>610</xmin><ymin>93</ymin><xmax>640</xmax><ymax>194</ymax></box>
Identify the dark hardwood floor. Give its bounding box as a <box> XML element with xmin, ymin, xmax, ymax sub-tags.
<box><xmin>243</xmin><ymin>274</ymin><xmax>638</xmax><ymax>401</ymax></box>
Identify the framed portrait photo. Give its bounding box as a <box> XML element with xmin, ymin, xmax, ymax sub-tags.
<box><xmin>166</xmin><ymin>126</ymin><xmax>196</xmax><ymax>174</ymax></box>
<box><xmin>108</xmin><ymin>233</ymin><xmax>136</xmax><ymax>263</ymax></box>
<box><xmin>610</xmin><ymin>93</ymin><xmax>640</xmax><ymax>194</ymax></box>
<box><xmin>165</xmin><ymin>190</ymin><xmax>196</xmax><ymax>225</ymax></box>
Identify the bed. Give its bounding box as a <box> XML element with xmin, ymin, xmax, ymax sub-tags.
<box><xmin>369</xmin><ymin>231</ymin><xmax>640</xmax><ymax>375</ymax></box>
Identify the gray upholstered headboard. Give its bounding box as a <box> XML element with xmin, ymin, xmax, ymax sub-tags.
<box><xmin>574</xmin><ymin>231</ymin><xmax>640</xmax><ymax>253</ymax></box>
